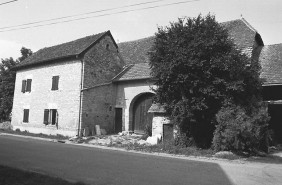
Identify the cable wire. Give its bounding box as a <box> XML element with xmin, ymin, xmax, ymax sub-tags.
<box><xmin>0</xmin><ymin>0</ymin><xmax>168</xmax><ymax>30</ymax></box>
<box><xmin>0</xmin><ymin>0</ymin><xmax>200</xmax><ymax>33</ymax></box>
<box><xmin>0</xmin><ymin>0</ymin><xmax>18</xmax><ymax>6</ymax></box>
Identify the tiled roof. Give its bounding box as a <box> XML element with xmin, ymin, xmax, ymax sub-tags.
<box><xmin>116</xmin><ymin>18</ymin><xmax>261</xmax><ymax>81</ymax></box>
<box><xmin>15</xmin><ymin>31</ymin><xmax>111</xmax><ymax>69</ymax></box>
<box><xmin>112</xmin><ymin>63</ymin><xmax>151</xmax><ymax>81</ymax></box>
<box><xmin>148</xmin><ymin>103</ymin><xmax>167</xmax><ymax>113</ymax></box>
<box><xmin>221</xmin><ymin>18</ymin><xmax>261</xmax><ymax>49</ymax></box>
<box><xmin>260</xmin><ymin>44</ymin><xmax>282</xmax><ymax>84</ymax></box>
<box><xmin>117</xmin><ymin>36</ymin><xmax>155</xmax><ymax>65</ymax></box>
<box><xmin>117</xmin><ymin>18</ymin><xmax>262</xmax><ymax>67</ymax></box>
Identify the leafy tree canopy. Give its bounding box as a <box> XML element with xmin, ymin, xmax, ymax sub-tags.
<box><xmin>18</xmin><ymin>47</ymin><xmax>33</xmax><ymax>62</ymax></box>
<box><xmin>0</xmin><ymin>47</ymin><xmax>32</xmax><ymax>121</ymax></box>
<box><xmin>149</xmin><ymin>14</ymin><xmax>263</xmax><ymax>147</ymax></box>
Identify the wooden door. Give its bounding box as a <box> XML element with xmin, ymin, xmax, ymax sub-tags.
<box><xmin>133</xmin><ymin>94</ymin><xmax>153</xmax><ymax>134</ymax></box>
<box><xmin>163</xmin><ymin>124</ymin><xmax>174</xmax><ymax>142</ymax></box>
<box><xmin>115</xmin><ymin>108</ymin><xmax>122</xmax><ymax>133</ymax></box>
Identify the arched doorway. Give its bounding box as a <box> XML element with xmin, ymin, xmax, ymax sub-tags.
<box><xmin>132</xmin><ymin>93</ymin><xmax>154</xmax><ymax>134</ymax></box>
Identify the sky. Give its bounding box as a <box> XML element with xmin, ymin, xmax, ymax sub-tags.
<box><xmin>1</xmin><ymin>0</ymin><xmax>282</xmax><ymax>60</ymax></box>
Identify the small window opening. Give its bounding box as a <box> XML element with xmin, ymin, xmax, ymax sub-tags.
<box><xmin>43</xmin><ymin>109</ymin><xmax>58</xmax><ymax>125</ymax></box>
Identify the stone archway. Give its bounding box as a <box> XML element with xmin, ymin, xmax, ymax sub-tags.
<box><xmin>129</xmin><ymin>92</ymin><xmax>154</xmax><ymax>134</ymax></box>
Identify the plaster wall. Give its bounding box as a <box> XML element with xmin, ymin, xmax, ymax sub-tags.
<box><xmin>11</xmin><ymin>59</ymin><xmax>81</xmax><ymax>136</ymax></box>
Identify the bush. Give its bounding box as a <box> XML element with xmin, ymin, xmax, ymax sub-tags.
<box><xmin>174</xmin><ymin>134</ymin><xmax>195</xmax><ymax>148</ymax></box>
<box><xmin>212</xmin><ymin>104</ymin><xmax>269</xmax><ymax>152</ymax></box>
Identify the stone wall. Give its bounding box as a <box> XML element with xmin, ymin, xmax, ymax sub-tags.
<box><xmin>80</xmin><ymin>35</ymin><xmax>125</xmax><ymax>133</ymax></box>
<box><xmin>81</xmin><ymin>84</ymin><xmax>116</xmax><ymax>134</ymax></box>
<box><xmin>83</xmin><ymin>35</ymin><xmax>124</xmax><ymax>88</ymax></box>
<box><xmin>11</xmin><ymin>59</ymin><xmax>82</xmax><ymax>136</ymax></box>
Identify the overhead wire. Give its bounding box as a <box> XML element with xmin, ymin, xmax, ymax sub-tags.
<box><xmin>0</xmin><ymin>0</ymin><xmax>169</xmax><ymax>30</ymax></box>
<box><xmin>0</xmin><ymin>0</ymin><xmax>18</xmax><ymax>6</ymax></box>
<box><xmin>0</xmin><ymin>0</ymin><xmax>200</xmax><ymax>33</ymax></box>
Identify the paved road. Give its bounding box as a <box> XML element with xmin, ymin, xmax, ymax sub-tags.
<box><xmin>0</xmin><ymin>134</ymin><xmax>281</xmax><ymax>185</ymax></box>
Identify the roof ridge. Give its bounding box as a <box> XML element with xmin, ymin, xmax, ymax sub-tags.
<box><xmin>240</xmin><ymin>17</ymin><xmax>257</xmax><ymax>33</ymax></box>
<box><xmin>220</xmin><ymin>18</ymin><xmax>257</xmax><ymax>33</ymax></box>
<box><xmin>77</xmin><ymin>30</ymin><xmax>108</xmax><ymax>55</ymax></box>
<box><xmin>118</xmin><ymin>36</ymin><xmax>155</xmax><ymax>44</ymax></box>
<box><xmin>220</xmin><ymin>18</ymin><xmax>241</xmax><ymax>25</ymax></box>
<box><xmin>111</xmin><ymin>64</ymin><xmax>134</xmax><ymax>81</ymax></box>
<box><xmin>264</xmin><ymin>43</ymin><xmax>282</xmax><ymax>47</ymax></box>
<box><xmin>41</xmin><ymin>31</ymin><xmax>107</xmax><ymax>53</ymax></box>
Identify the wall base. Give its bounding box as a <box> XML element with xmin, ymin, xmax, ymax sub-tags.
<box><xmin>13</xmin><ymin>125</ymin><xmax>77</xmax><ymax>137</ymax></box>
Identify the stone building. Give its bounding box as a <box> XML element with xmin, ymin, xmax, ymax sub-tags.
<box><xmin>12</xmin><ymin>18</ymin><xmax>275</xmax><ymax>139</ymax></box>
<box><xmin>11</xmin><ymin>31</ymin><xmax>124</xmax><ymax>136</ymax></box>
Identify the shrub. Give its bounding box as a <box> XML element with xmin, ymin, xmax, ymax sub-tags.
<box><xmin>212</xmin><ymin>104</ymin><xmax>269</xmax><ymax>152</ymax></box>
<box><xmin>174</xmin><ymin>134</ymin><xmax>195</xmax><ymax>148</ymax></box>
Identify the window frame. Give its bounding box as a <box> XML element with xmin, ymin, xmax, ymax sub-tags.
<box><xmin>43</xmin><ymin>109</ymin><xmax>58</xmax><ymax>126</ymax></box>
<box><xmin>21</xmin><ymin>79</ymin><xmax>32</xmax><ymax>93</ymax></box>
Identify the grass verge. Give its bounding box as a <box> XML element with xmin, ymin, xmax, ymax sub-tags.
<box><xmin>0</xmin><ymin>128</ymin><xmax>69</xmax><ymax>140</ymax></box>
<box><xmin>122</xmin><ymin>141</ymin><xmax>215</xmax><ymax>157</ymax></box>
<box><xmin>0</xmin><ymin>165</ymin><xmax>86</xmax><ymax>185</ymax></box>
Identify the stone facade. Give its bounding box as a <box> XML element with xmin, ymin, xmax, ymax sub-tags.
<box><xmin>81</xmin><ymin>84</ymin><xmax>116</xmax><ymax>134</ymax></box>
<box><xmin>11</xmin><ymin>59</ymin><xmax>82</xmax><ymax>136</ymax></box>
<box><xmin>83</xmin><ymin>36</ymin><xmax>124</xmax><ymax>88</ymax></box>
<box><xmin>80</xmin><ymin>36</ymin><xmax>124</xmax><ymax>134</ymax></box>
<box><xmin>11</xmin><ymin>33</ymin><xmax>124</xmax><ymax>136</ymax></box>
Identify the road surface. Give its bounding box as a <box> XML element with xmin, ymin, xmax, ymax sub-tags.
<box><xmin>0</xmin><ymin>134</ymin><xmax>281</xmax><ymax>185</ymax></box>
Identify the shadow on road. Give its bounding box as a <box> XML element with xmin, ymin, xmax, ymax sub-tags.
<box><xmin>0</xmin><ymin>135</ymin><xmax>238</xmax><ymax>185</ymax></box>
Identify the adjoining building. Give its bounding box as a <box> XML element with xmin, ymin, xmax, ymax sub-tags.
<box><xmin>11</xmin><ymin>18</ymin><xmax>281</xmax><ymax>143</ymax></box>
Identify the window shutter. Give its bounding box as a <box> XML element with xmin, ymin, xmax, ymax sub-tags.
<box><xmin>23</xmin><ymin>109</ymin><xmax>29</xmax><ymax>122</ymax></box>
<box><xmin>56</xmin><ymin>76</ymin><xmax>59</xmax><ymax>90</ymax></box>
<box><xmin>51</xmin><ymin>76</ymin><xmax>55</xmax><ymax>90</ymax></box>
<box><xmin>26</xmin><ymin>79</ymin><xmax>32</xmax><ymax>92</ymax></box>
<box><xmin>43</xmin><ymin>109</ymin><xmax>49</xmax><ymax>125</ymax></box>
<box><xmin>52</xmin><ymin>76</ymin><xmax>59</xmax><ymax>90</ymax></box>
<box><xmin>21</xmin><ymin>80</ymin><xmax>26</xmax><ymax>93</ymax></box>
<box><xmin>55</xmin><ymin>110</ymin><xmax>58</xmax><ymax>127</ymax></box>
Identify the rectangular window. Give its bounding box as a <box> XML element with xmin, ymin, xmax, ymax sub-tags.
<box><xmin>23</xmin><ymin>109</ymin><xmax>29</xmax><ymax>123</ymax></box>
<box><xmin>43</xmin><ymin>109</ymin><xmax>58</xmax><ymax>125</ymax></box>
<box><xmin>51</xmin><ymin>76</ymin><xmax>59</xmax><ymax>90</ymax></box>
<box><xmin>21</xmin><ymin>79</ymin><xmax>32</xmax><ymax>93</ymax></box>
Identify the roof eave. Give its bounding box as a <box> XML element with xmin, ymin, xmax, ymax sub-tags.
<box><xmin>13</xmin><ymin>54</ymin><xmax>80</xmax><ymax>70</ymax></box>
<box><xmin>262</xmin><ymin>83</ymin><xmax>282</xmax><ymax>86</ymax></box>
<box><xmin>112</xmin><ymin>77</ymin><xmax>152</xmax><ymax>82</ymax></box>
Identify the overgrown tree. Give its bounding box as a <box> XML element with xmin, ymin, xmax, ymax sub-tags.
<box><xmin>0</xmin><ymin>47</ymin><xmax>32</xmax><ymax>121</ymax></box>
<box><xmin>149</xmin><ymin>14</ymin><xmax>265</xmax><ymax>148</ymax></box>
<box><xmin>18</xmin><ymin>47</ymin><xmax>32</xmax><ymax>62</ymax></box>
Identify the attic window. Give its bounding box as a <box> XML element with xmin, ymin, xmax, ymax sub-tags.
<box><xmin>106</xmin><ymin>44</ymin><xmax>109</xmax><ymax>50</ymax></box>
